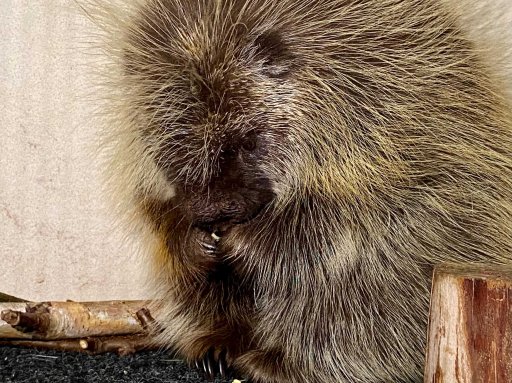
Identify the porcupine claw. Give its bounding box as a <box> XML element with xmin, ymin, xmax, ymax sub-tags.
<box><xmin>198</xmin><ymin>231</ymin><xmax>220</xmax><ymax>255</ymax></box>
<box><xmin>200</xmin><ymin>241</ymin><xmax>217</xmax><ymax>254</ymax></box>
<box><xmin>193</xmin><ymin>352</ymin><xmax>212</xmax><ymax>380</ymax></box>
<box><xmin>204</xmin><ymin>348</ymin><xmax>216</xmax><ymax>380</ymax></box>
<box><xmin>190</xmin><ymin>348</ymin><xmax>213</xmax><ymax>380</ymax></box>
<box><xmin>218</xmin><ymin>348</ymin><xmax>227</xmax><ymax>378</ymax></box>
<box><xmin>194</xmin><ymin>347</ymin><xmax>230</xmax><ymax>381</ymax></box>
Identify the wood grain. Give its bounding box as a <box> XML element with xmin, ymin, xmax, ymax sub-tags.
<box><xmin>425</xmin><ymin>264</ymin><xmax>512</xmax><ymax>383</ymax></box>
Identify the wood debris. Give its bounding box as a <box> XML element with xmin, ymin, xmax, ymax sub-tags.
<box><xmin>0</xmin><ymin>296</ymin><xmax>160</xmax><ymax>355</ymax></box>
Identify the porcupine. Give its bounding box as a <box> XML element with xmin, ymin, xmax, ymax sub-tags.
<box><xmin>90</xmin><ymin>0</ymin><xmax>512</xmax><ymax>381</ymax></box>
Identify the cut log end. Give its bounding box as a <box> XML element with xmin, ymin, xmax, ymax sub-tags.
<box><xmin>424</xmin><ymin>263</ymin><xmax>512</xmax><ymax>383</ymax></box>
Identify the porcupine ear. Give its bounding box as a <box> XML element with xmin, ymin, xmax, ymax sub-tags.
<box><xmin>253</xmin><ymin>30</ymin><xmax>295</xmax><ymax>78</ymax></box>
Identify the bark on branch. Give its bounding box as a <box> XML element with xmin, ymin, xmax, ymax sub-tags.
<box><xmin>0</xmin><ymin>334</ymin><xmax>157</xmax><ymax>356</ymax></box>
<box><xmin>0</xmin><ymin>300</ymin><xmax>151</xmax><ymax>340</ymax></box>
<box><xmin>0</xmin><ymin>293</ymin><xmax>27</xmax><ymax>303</ymax></box>
<box><xmin>0</xmin><ymin>298</ymin><xmax>161</xmax><ymax>355</ymax></box>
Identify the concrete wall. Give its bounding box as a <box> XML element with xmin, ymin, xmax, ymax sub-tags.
<box><xmin>0</xmin><ymin>1</ymin><xmax>149</xmax><ymax>301</ymax></box>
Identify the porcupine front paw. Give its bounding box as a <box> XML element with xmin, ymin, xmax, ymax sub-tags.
<box><xmin>193</xmin><ymin>347</ymin><xmax>229</xmax><ymax>380</ymax></box>
<box><xmin>197</xmin><ymin>230</ymin><xmax>222</xmax><ymax>256</ymax></box>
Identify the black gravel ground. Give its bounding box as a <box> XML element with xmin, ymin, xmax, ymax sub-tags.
<box><xmin>0</xmin><ymin>347</ymin><xmax>242</xmax><ymax>383</ymax></box>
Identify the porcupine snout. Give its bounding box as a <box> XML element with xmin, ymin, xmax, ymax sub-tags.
<box><xmin>187</xmin><ymin>185</ymin><xmax>274</xmax><ymax>235</ymax></box>
<box><xmin>179</xmin><ymin>137</ymin><xmax>276</xmax><ymax>235</ymax></box>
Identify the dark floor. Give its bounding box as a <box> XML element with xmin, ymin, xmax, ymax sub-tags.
<box><xmin>0</xmin><ymin>347</ymin><xmax>242</xmax><ymax>383</ymax></box>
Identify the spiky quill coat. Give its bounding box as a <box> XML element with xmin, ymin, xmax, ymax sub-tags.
<box><xmin>88</xmin><ymin>0</ymin><xmax>512</xmax><ymax>381</ymax></box>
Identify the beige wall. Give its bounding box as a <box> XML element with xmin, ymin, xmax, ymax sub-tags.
<box><xmin>1</xmin><ymin>1</ymin><xmax>511</xmax><ymax>302</ymax></box>
<box><xmin>0</xmin><ymin>1</ymin><xmax>149</xmax><ymax>301</ymax></box>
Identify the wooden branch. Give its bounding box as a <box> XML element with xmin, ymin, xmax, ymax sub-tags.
<box><xmin>0</xmin><ymin>339</ymin><xmax>85</xmax><ymax>353</ymax></box>
<box><xmin>0</xmin><ymin>300</ymin><xmax>150</xmax><ymax>340</ymax></box>
<box><xmin>0</xmin><ymin>299</ymin><xmax>163</xmax><ymax>356</ymax></box>
<box><xmin>79</xmin><ymin>334</ymin><xmax>156</xmax><ymax>356</ymax></box>
<box><xmin>0</xmin><ymin>293</ymin><xmax>27</xmax><ymax>303</ymax></box>
<box><xmin>0</xmin><ymin>303</ymin><xmax>33</xmax><ymax>339</ymax></box>
<box><xmin>0</xmin><ymin>334</ymin><xmax>158</xmax><ymax>356</ymax></box>
<box><xmin>424</xmin><ymin>263</ymin><xmax>512</xmax><ymax>383</ymax></box>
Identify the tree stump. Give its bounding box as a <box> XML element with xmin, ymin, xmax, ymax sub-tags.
<box><xmin>425</xmin><ymin>264</ymin><xmax>512</xmax><ymax>383</ymax></box>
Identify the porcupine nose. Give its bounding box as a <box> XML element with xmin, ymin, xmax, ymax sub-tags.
<box><xmin>192</xmin><ymin>199</ymin><xmax>244</xmax><ymax>235</ymax></box>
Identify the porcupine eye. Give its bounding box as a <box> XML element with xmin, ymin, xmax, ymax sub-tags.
<box><xmin>242</xmin><ymin>139</ymin><xmax>257</xmax><ymax>152</ymax></box>
<box><xmin>254</xmin><ymin>31</ymin><xmax>294</xmax><ymax>78</ymax></box>
<box><xmin>241</xmin><ymin>131</ymin><xmax>258</xmax><ymax>152</ymax></box>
